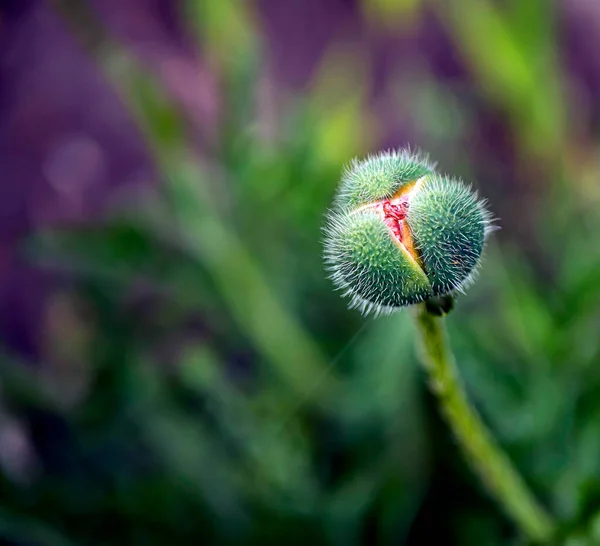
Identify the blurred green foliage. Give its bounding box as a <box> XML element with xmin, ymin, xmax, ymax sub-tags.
<box><xmin>2</xmin><ymin>0</ymin><xmax>600</xmax><ymax>545</ymax></box>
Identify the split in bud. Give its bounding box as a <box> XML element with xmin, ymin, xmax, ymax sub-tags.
<box><xmin>323</xmin><ymin>149</ymin><xmax>495</xmax><ymax>316</ymax></box>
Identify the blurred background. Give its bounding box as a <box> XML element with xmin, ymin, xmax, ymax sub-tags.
<box><xmin>1</xmin><ymin>0</ymin><xmax>600</xmax><ymax>544</ymax></box>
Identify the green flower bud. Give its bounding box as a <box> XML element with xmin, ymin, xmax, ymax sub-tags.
<box><xmin>324</xmin><ymin>150</ymin><xmax>494</xmax><ymax>316</ymax></box>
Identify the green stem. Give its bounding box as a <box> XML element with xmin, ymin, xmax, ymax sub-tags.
<box><xmin>413</xmin><ymin>304</ymin><xmax>555</xmax><ymax>543</ymax></box>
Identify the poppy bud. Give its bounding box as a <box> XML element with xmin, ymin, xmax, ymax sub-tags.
<box><xmin>324</xmin><ymin>150</ymin><xmax>494</xmax><ymax>315</ymax></box>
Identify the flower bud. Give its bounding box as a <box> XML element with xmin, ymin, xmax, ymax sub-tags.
<box><xmin>324</xmin><ymin>150</ymin><xmax>494</xmax><ymax>316</ymax></box>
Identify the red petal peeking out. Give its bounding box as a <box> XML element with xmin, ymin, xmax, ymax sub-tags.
<box><xmin>381</xmin><ymin>197</ymin><xmax>409</xmax><ymax>243</ymax></box>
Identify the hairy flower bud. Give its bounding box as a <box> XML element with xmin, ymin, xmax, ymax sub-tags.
<box><xmin>324</xmin><ymin>150</ymin><xmax>494</xmax><ymax>315</ymax></box>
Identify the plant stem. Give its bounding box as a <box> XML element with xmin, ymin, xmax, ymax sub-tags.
<box><xmin>413</xmin><ymin>304</ymin><xmax>555</xmax><ymax>543</ymax></box>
